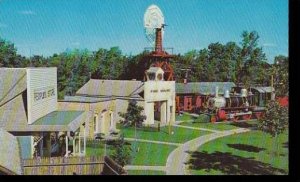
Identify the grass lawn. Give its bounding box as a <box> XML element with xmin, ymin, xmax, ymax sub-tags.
<box><xmin>85</xmin><ymin>140</ymin><xmax>177</xmax><ymax>166</ymax></box>
<box><xmin>187</xmin><ymin>130</ymin><xmax>288</xmax><ymax>175</ymax></box>
<box><xmin>127</xmin><ymin>170</ymin><xmax>165</xmax><ymax>175</ymax></box>
<box><xmin>118</xmin><ymin>124</ymin><xmax>211</xmax><ymax>143</ymax></box>
<box><xmin>86</xmin><ymin>141</ymin><xmax>113</xmax><ymax>157</ymax></box>
<box><xmin>130</xmin><ymin>141</ymin><xmax>177</xmax><ymax>166</ymax></box>
<box><xmin>175</xmin><ymin>113</ymin><xmax>194</xmax><ymax>121</ymax></box>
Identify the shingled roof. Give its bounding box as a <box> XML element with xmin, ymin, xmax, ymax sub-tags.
<box><xmin>0</xmin><ymin>68</ymin><xmax>27</xmax><ymax>107</ymax></box>
<box><xmin>176</xmin><ymin>82</ymin><xmax>236</xmax><ymax>95</ymax></box>
<box><xmin>0</xmin><ymin>128</ymin><xmax>22</xmax><ymax>175</ymax></box>
<box><xmin>76</xmin><ymin>79</ymin><xmax>144</xmax><ymax>98</ymax></box>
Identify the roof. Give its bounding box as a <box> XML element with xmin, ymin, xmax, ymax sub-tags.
<box><xmin>251</xmin><ymin>87</ymin><xmax>274</xmax><ymax>93</ymax></box>
<box><xmin>29</xmin><ymin>111</ymin><xmax>87</xmax><ymax>132</ymax></box>
<box><xmin>63</xmin><ymin>95</ymin><xmax>114</xmax><ymax>103</ymax></box>
<box><xmin>0</xmin><ymin>128</ymin><xmax>22</xmax><ymax>175</ymax></box>
<box><xmin>146</xmin><ymin>67</ymin><xmax>164</xmax><ymax>73</ymax></box>
<box><xmin>76</xmin><ymin>79</ymin><xmax>144</xmax><ymax>97</ymax></box>
<box><xmin>0</xmin><ymin>68</ymin><xmax>27</xmax><ymax>107</ymax></box>
<box><xmin>0</xmin><ymin>95</ymin><xmax>29</xmax><ymax>132</ymax></box>
<box><xmin>0</xmin><ymin>95</ymin><xmax>87</xmax><ymax>132</ymax></box>
<box><xmin>176</xmin><ymin>82</ymin><xmax>236</xmax><ymax>95</ymax></box>
<box><xmin>32</xmin><ymin>111</ymin><xmax>83</xmax><ymax>125</ymax></box>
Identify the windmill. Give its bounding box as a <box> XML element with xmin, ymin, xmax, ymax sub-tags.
<box><xmin>143</xmin><ymin>4</ymin><xmax>174</xmax><ymax>81</ymax></box>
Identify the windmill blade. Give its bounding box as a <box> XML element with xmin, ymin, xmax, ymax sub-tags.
<box><xmin>144</xmin><ymin>4</ymin><xmax>165</xmax><ymax>47</ymax></box>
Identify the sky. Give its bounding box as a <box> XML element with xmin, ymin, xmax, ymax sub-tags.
<box><xmin>0</xmin><ymin>0</ymin><xmax>288</xmax><ymax>63</ymax></box>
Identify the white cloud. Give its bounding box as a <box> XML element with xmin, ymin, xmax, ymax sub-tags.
<box><xmin>263</xmin><ymin>43</ymin><xmax>277</xmax><ymax>47</ymax></box>
<box><xmin>19</xmin><ymin>10</ymin><xmax>36</xmax><ymax>15</ymax></box>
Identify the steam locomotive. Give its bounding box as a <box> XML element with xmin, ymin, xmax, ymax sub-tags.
<box><xmin>176</xmin><ymin>85</ymin><xmax>275</xmax><ymax>122</ymax></box>
<box><xmin>205</xmin><ymin>86</ymin><xmax>272</xmax><ymax>122</ymax></box>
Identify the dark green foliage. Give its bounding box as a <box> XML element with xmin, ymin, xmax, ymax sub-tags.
<box><xmin>110</xmin><ymin>134</ymin><xmax>131</xmax><ymax>167</ymax></box>
<box><xmin>0</xmin><ymin>30</ymin><xmax>288</xmax><ymax>99</ymax></box>
<box><xmin>118</xmin><ymin>100</ymin><xmax>146</xmax><ymax>128</ymax></box>
<box><xmin>257</xmin><ymin>100</ymin><xmax>288</xmax><ymax>137</ymax></box>
<box><xmin>272</xmin><ymin>55</ymin><xmax>289</xmax><ymax>96</ymax></box>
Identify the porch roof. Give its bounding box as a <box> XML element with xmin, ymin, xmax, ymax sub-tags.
<box><xmin>29</xmin><ymin>111</ymin><xmax>86</xmax><ymax>132</ymax></box>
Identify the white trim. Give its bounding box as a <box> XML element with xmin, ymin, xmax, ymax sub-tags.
<box><xmin>26</xmin><ymin>69</ymin><xmax>31</xmax><ymax>124</ymax></box>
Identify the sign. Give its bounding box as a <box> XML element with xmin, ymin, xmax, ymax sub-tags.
<box><xmin>33</xmin><ymin>87</ymin><xmax>56</xmax><ymax>103</ymax></box>
<box><xmin>33</xmin><ymin>87</ymin><xmax>55</xmax><ymax>102</ymax></box>
<box><xmin>150</xmin><ymin>89</ymin><xmax>170</xmax><ymax>93</ymax></box>
<box><xmin>144</xmin><ymin>81</ymin><xmax>175</xmax><ymax>102</ymax></box>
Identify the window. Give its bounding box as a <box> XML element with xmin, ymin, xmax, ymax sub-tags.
<box><xmin>94</xmin><ymin>115</ymin><xmax>98</xmax><ymax>133</ymax></box>
<box><xmin>157</xmin><ymin>73</ymin><xmax>163</xmax><ymax>81</ymax></box>
<box><xmin>148</xmin><ymin>73</ymin><xmax>155</xmax><ymax>80</ymax></box>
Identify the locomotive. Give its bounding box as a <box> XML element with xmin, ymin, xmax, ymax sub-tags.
<box><xmin>206</xmin><ymin>86</ymin><xmax>270</xmax><ymax>122</ymax></box>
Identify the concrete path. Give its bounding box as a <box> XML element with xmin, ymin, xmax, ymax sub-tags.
<box><xmin>124</xmin><ymin>165</ymin><xmax>166</xmax><ymax>171</ymax></box>
<box><xmin>165</xmin><ymin>128</ymin><xmax>250</xmax><ymax>175</ymax></box>
<box><xmin>173</xmin><ymin>124</ymin><xmax>221</xmax><ymax>133</ymax></box>
<box><xmin>124</xmin><ymin>138</ymin><xmax>182</xmax><ymax>147</ymax></box>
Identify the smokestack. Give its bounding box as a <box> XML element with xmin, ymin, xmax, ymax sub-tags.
<box><xmin>155</xmin><ymin>28</ymin><xmax>163</xmax><ymax>53</ymax></box>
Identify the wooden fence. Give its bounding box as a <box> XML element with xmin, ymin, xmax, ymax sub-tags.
<box><xmin>22</xmin><ymin>156</ymin><xmax>127</xmax><ymax>175</ymax></box>
<box><xmin>22</xmin><ymin>156</ymin><xmax>105</xmax><ymax>175</ymax></box>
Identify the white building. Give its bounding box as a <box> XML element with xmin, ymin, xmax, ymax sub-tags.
<box><xmin>0</xmin><ymin>68</ymin><xmax>87</xmax><ymax>159</ymax></box>
<box><xmin>59</xmin><ymin>67</ymin><xmax>176</xmax><ymax>139</ymax></box>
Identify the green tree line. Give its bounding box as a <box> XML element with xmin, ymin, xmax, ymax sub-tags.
<box><xmin>0</xmin><ymin>31</ymin><xmax>288</xmax><ymax>99</ymax></box>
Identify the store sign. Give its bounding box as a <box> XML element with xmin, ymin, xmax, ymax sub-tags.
<box><xmin>150</xmin><ymin>89</ymin><xmax>170</xmax><ymax>93</ymax></box>
<box><xmin>145</xmin><ymin>82</ymin><xmax>175</xmax><ymax>102</ymax></box>
<box><xmin>34</xmin><ymin>87</ymin><xmax>55</xmax><ymax>102</ymax></box>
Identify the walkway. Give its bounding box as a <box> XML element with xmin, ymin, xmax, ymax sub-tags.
<box><xmin>173</xmin><ymin>124</ymin><xmax>221</xmax><ymax>133</ymax></box>
<box><xmin>124</xmin><ymin>165</ymin><xmax>166</xmax><ymax>171</ymax></box>
<box><xmin>165</xmin><ymin>128</ymin><xmax>250</xmax><ymax>175</ymax></box>
<box><xmin>124</xmin><ymin>138</ymin><xmax>182</xmax><ymax>147</ymax></box>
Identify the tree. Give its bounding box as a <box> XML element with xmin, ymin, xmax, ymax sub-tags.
<box><xmin>238</xmin><ymin>31</ymin><xmax>267</xmax><ymax>87</ymax></box>
<box><xmin>273</xmin><ymin>55</ymin><xmax>289</xmax><ymax>96</ymax></box>
<box><xmin>118</xmin><ymin>100</ymin><xmax>146</xmax><ymax>128</ymax></box>
<box><xmin>110</xmin><ymin>134</ymin><xmax>131</xmax><ymax>167</ymax></box>
<box><xmin>0</xmin><ymin>38</ymin><xmax>23</xmax><ymax>67</ymax></box>
<box><xmin>257</xmin><ymin>100</ymin><xmax>288</xmax><ymax>155</ymax></box>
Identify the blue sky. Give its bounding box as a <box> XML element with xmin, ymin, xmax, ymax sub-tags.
<box><xmin>0</xmin><ymin>0</ymin><xmax>288</xmax><ymax>63</ymax></box>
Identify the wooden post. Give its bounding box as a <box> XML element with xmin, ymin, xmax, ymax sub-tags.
<box><xmin>65</xmin><ymin>135</ymin><xmax>68</xmax><ymax>157</ymax></box>
<box><xmin>84</xmin><ymin>123</ymin><xmax>86</xmax><ymax>156</ymax></box>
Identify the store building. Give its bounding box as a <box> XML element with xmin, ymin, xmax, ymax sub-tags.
<box><xmin>0</xmin><ymin>68</ymin><xmax>88</xmax><ymax>159</ymax></box>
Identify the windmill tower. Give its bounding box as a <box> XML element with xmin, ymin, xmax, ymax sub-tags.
<box><xmin>143</xmin><ymin>5</ymin><xmax>174</xmax><ymax>81</ymax></box>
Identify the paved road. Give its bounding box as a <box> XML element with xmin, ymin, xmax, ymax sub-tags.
<box><xmin>124</xmin><ymin>138</ymin><xmax>182</xmax><ymax>146</ymax></box>
<box><xmin>165</xmin><ymin>128</ymin><xmax>250</xmax><ymax>175</ymax></box>
<box><xmin>124</xmin><ymin>165</ymin><xmax>166</xmax><ymax>171</ymax></box>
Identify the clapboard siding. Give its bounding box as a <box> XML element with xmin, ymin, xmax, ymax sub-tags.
<box><xmin>27</xmin><ymin>68</ymin><xmax>58</xmax><ymax>124</ymax></box>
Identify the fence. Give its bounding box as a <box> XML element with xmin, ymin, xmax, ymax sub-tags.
<box><xmin>22</xmin><ymin>156</ymin><xmax>127</xmax><ymax>175</ymax></box>
<box><xmin>23</xmin><ymin>156</ymin><xmax>104</xmax><ymax>175</ymax></box>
